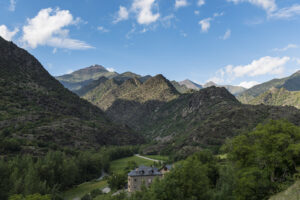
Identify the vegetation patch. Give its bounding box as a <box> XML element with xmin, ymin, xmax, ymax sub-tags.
<box><xmin>62</xmin><ymin>180</ymin><xmax>107</xmax><ymax>200</ymax></box>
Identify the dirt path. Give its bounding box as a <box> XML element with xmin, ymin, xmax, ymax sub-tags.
<box><xmin>134</xmin><ymin>154</ymin><xmax>162</xmax><ymax>162</ymax></box>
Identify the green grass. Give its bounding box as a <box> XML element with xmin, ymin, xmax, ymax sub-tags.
<box><xmin>110</xmin><ymin>156</ymin><xmax>155</xmax><ymax>174</ymax></box>
<box><xmin>141</xmin><ymin>155</ymin><xmax>169</xmax><ymax>162</ymax></box>
<box><xmin>63</xmin><ymin>155</ymin><xmax>165</xmax><ymax>199</ymax></box>
<box><xmin>62</xmin><ymin>180</ymin><xmax>107</xmax><ymax>200</ymax></box>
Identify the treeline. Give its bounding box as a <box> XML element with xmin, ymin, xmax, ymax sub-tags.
<box><xmin>104</xmin><ymin>120</ymin><xmax>300</xmax><ymax>200</ymax></box>
<box><xmin>0</xmin><ymin>146</ymin><xmax>138</xmax><ymax>200</ymax></box>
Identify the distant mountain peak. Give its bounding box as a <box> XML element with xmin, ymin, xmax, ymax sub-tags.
<box><xmin>121</xmin><ymin>71</ymin><xmax>141</xmax><ymax>77</ymax></box>
<box><xmin>179</xmin><ymin>79</ymin><xmax>202</xmax><ymax>90</ymax></box>
<box><xmin>74</xmin><ymin>64</ymin><xmax>108</xmax><ymax>73</ymax></box>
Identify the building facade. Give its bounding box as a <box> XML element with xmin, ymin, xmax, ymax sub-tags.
<box><xmin>128</xmin><ymin>166</ymin><xmax>162</xmax><ymax>193</ymax></box>
<box><xmin>159</xmin><ymin>164</ymin><xmax>172</xmax><ymax>176</ymax></box>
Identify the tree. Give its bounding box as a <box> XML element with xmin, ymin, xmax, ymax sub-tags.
<box><xmin>108</xmin><ymin>173</ymin><xmax>127</xmax><ymax>190</ymax></box>
<box><xmin>227</xmin><ymin>120</ymin><xmax>300</xmax><ymax>200</ymax></box>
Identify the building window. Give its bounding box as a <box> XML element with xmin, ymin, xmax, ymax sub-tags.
<box><xmin>134</xmin><ymin>179</ymin><xmax>137</xmax><ymax>182</ymax></box>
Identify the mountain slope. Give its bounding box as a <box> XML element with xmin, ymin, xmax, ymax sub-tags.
<box><xmin>83</xmin><ymin>74</ymin><xmax>180</xmax><ymax>110</ymax></box>
<box><xmin>203</xmin><ymin>81</ymin><xmax>246</xmax><ymax>95</ymax></box>
<box><xmin>238</xmin><ymin>71</ymin><xmax>300</xmax><ymax>104</ymax></box>
<box><xmin>247</xmin><ymin>87</ymin><xmax>300</xmax><ymax>109</ymax></box>
<box><xmin>171</xmin><ymin>81</ymin><xmax>191</xmax><ymax>93</ymax></box>
<box><xmin>56</xmin><ymin>64</ymin><xmax>118</xmax><ymax>91</ymax></box>
<box><xmin>139</xmin><ymin>87</ymin><xmax>300</xmax><ymax>156</ymax></box>
<box><xmin>0</xmin><ymin>37</ymin><xmax>143</xmax><ymax>155</ymax></box>
<box><xmin>82</xmin><ymin>75</ymin><xmax>180</xmax><ymax>128</ymax></box>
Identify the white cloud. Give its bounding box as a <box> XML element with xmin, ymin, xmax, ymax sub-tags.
<box><xmin>220</xmin><ymin>29</ymin><xmax>231</xmax><ymax>40</ymax></box>
<box><xmin>9</xmin><ymin>0</ymin><xmax>16</xmax><ymax>11</ymax></box>
<box><xmin>197</xmin><ymin>0</ymin><xmax>205</xmax><ymax>7</ymax></box>
<box><xmin>0</xmin><ymin>25</ymin><xmax>19</xmax><ymax>41</ymax></box>
<box><xmin>206</xmin><ymin>76</ymin><xmax>224</xmax><ymax>84</ymax></box>
<box><xmin>208</xmin><ymin>56</ymin><xmax>290</xmax><ymax>87</ymax></box>
<box><xmin>272</xmin><ymin>44</ymin><xmax>298</xmax><ymax>52</ymax></box>
<box><xmin>175</xmin><ymin>0</ymin><xmax>188</xmax><ymax>9</ymax></box>
<box><xmin>106</xmin><ymin>67</ymin><xmax>115</xmax><ymax>72</ymax></box>
<box><xmin>66</xmin><ymin>69</ymin><xmax>74</xmax><ymax>74</ymax></box>
<box><xmin>132</xmin><ymin>0</ymin><xmax>160</xmax><ymax>25</ymax></box>
<box><xmin>21</xmin><ymin>8</ymin><xmax>93</xmax><ymax>50</ymax></box>
<box><xmin>292</xmin><ymin>58</ymin><xmax>300</xmax><ymax>65</ymax></box>
<box><xmin>225</xmin><ymin>56</ymin><xmax>290</xmax><ymax>78</ymax></box>
<box><xmin>270</xmin><ymin>4</ymin><xmax>300</xmax><ymax>19</ymax></box>
<box><xmin>114</xmin><ymin>6</ymin><xmax>129</xmax><ymax>23</ymax></box>
<box><xmin>227</xmin><ymin>0</ymin><xmax>277</xmax><ymax>13</ymax></box>
<box><xmin>194</xmin><ymin>10</ymin><xmax>200</xmax><ymax>15</ymax></box>
<box><xmin>126</xmin><ymin>24</ymin><xmax>137</xmax><ymax>39</ymax></box>
<box><xmin>199</xmin><ymin>18</ymin><xmax>212</xmax><ymax>32</ymax></box>
<box><xmin>97</xmin><ymin>26</ymin><xmax>109</xmax><ymax>33</ymax></box>
<box><xmin>199</xmin><ymin>12</ymin><xmax>224</xmax><ymax>32</ymax></box>
<box><xmin>238</xmin><ymin>81</ymin><xmax>259</xmax><ymax>88</ymax></box>
<box><xmin>160</xmin><ymin>14</ymin><xmax>175</xmax><ymax>28</ymax></box>
<box><xmin>228</xmin><ymin>0</ymin><xmax>300</xmax><ymax>19</ymax></box>
<box><xmin>213</xmin><ymin>12</ymin><xmax>224</xmax><ymax>17</ymax></box>
<box><xmin>52</xmin><ymin>48</ymin><xmax>57</xmax><ymax>54</ymax></box>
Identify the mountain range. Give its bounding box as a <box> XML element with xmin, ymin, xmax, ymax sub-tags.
<box><xmin>0</xmin><ymin>36</ymin><xmax>143</xmax><ymax>155</ymax></box>
<box><xmin>55</xmin><ymin>64</ymin><xmax>300</xmax><ymax>157</ymax></box>
<box><xmin>57</xmin><ymin>65</ymin><xmax>247</xmax><ymax>96</ymax></box>
<box><xmin>245</xmin><ymin>87</ymin><xmax>300</xmax><ymax>109</ymax></box>
<box><xmin>56</xmin><ymin>66</ymin><xmax>152</xmax><ymax>91</ymax></box>
<box><xmin>238</xmin><ymin>70</ymin><xmax>300</xmax><ymax>107</ymax></box>
<box><xmin>2</xmin><ymin>35</ymin><xmax>300</xmax><ymax>158</ymax></box>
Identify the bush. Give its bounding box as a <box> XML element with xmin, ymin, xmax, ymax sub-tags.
<box><xmin>108</xmin><ymin>173</ymin><xmax>127</xmax><ymax>190</ymax></box>
<box><xmin>81</xmin><ymin>194</ymin><xmax>92</xmax><ymax>200</ymax></box>
<box><xmin>2</xmin><ymin>138</ymin><xmax>21</xmax><ymax>152</ymax></box>
<box><xmin>90</xmin><ymin>188</ymin><xmax>103</xmax><ymax>198</ymax></box>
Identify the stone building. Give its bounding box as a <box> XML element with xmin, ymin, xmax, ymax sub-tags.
<box><xmin>159</xmin><ymin>164</ymin><xmax>172</xmax><ymax>176</ymax></box>
<box><xmin>128</xmin><ymin>166</ymin><xmax>162</xmax><ymax>193</ymax></box>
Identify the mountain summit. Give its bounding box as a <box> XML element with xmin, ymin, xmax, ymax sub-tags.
<box><xmin>179</xmin><ymin>79</ymin><xmax>203</xmax><ymax>90</ymax></box>
<box><xmin>56</xmin><ymin>64</ymin><xmax>118</xmax><ymax>90</ymax></box>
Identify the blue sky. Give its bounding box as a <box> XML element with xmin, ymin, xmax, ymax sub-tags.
<box><xmin>0</xmin><ymin>0</ymin><xmax>300</xmax><ymax>88</ymax></box>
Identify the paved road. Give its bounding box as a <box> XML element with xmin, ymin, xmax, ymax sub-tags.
<box><xmin>134</xmin><ymin>154</ymin><xmax>162</xmax><ymax>162</ymax></box>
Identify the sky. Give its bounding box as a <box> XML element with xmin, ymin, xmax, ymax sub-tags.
<box><xmin>0</xmin><ymin>0</ymin><xmax>300</xmax><ymax>88</ymax></box>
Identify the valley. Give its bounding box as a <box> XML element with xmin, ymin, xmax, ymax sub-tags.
<box><xmin>1</xmin><ymin>36</ymin><xmax>300</xmax><ymax>200</ymax></box>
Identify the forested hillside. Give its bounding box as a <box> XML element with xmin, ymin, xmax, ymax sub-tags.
<box><xmin>0</xmin><ymin>36</ymin><xmax>143</xmax><ymax>155</ymax></box>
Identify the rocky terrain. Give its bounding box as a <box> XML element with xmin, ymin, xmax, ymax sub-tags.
<box><xmin>138</xmin><ymin>87</ymin><xmax>300</xmax><ymax>156</ymax></box>
<box><xmin>246</xmin><ymin>87</ymin><xmax>300</xmax><ymax>109</ymax></box>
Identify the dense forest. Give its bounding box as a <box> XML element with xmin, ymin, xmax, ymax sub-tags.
<box><xmin>2</xmin><ymin>120</ymin><xmax>300</xmax><ymax>200</ymax></box>
<box><xmin>99</xmin><ymin>120</ymin><xmax>300</xmax><ymax>200</ymax></box>
<box><xmin>0</xmin><ymin>146</ymin><xmax>138</xmax><ymax>200</ymax></box>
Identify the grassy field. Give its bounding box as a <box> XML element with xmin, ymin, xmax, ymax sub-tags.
<box><xmin>110</xmin><ymin>156</ymin><xmax>156</xmax><ymax>174</ymax></box>
<box><xmin>142</xmin><ymin>155</ymin><xmax>169</xmax><ymax>162</ymax></box>
<box><xmin>63</xmin><ymin>155</ymin><xmax>165</xmax><ymax>199</ymax></box>
<box><xmin>62</xmin><ymin>180</ymin><xmax>107</xmax><ymax>200</ymax></box>
<box><xmin>269</xmin><ymin>180</ymin><xmax>300</xmax><ymax>200</ymax></box>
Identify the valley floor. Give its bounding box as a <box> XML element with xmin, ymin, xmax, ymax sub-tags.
<box><xmin>62</xmin><ymin>154</ymin><xmax>168</xmax><ymax>200</ymax></box>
